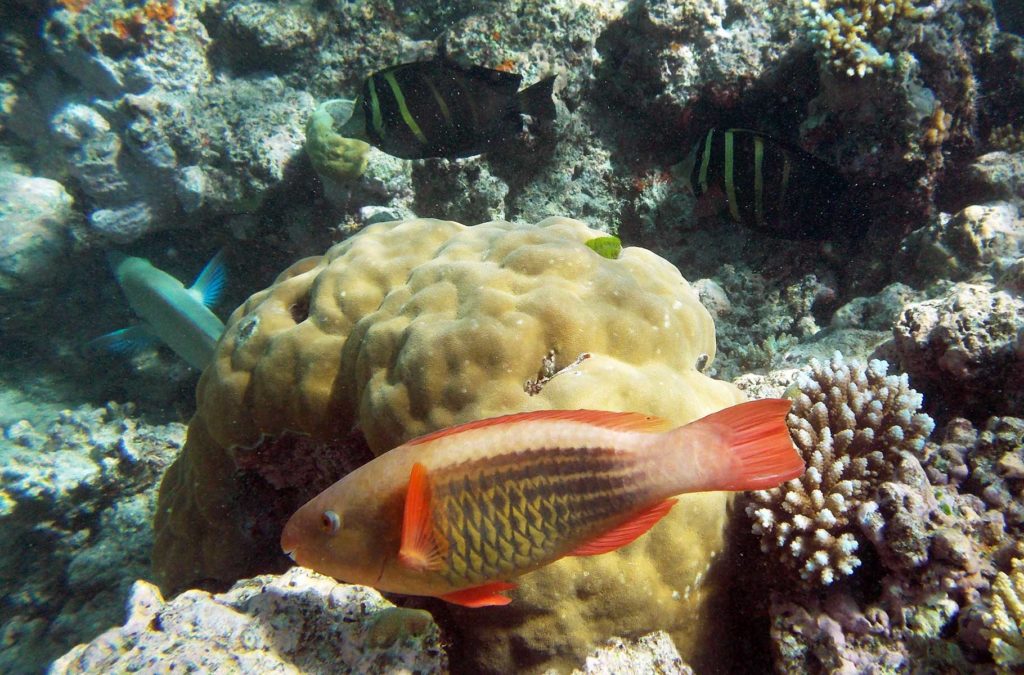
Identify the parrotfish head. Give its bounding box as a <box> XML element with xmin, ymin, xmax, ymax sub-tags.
<box><xmin>280</xmin><ymin>483</ymin><xmax>392</xmax><ymax>587</ymax></box>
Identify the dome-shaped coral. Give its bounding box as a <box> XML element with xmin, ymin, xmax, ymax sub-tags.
<box><xmin>153</xmin><ymin>217</ymin><xmax>745</xmax><ymax>671</ymax></box>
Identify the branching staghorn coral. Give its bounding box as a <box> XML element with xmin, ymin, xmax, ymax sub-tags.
<box><xmin>801</xmin><ymin>0</ymin><xmax>923</xmax><ymax>77</ymax></box>
<box><xmin>984</xmin><ymin>545</ymin><xmax>1024</xmax><ymax>671</ymax></box>
<box><xmin>745</xmin><ymin>352</ymin><xmax>935</xmax><ymax>585</ymax></box>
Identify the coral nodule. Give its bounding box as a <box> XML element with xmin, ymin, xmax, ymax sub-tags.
<box><xmin>984</xmin><ymin>545</ymin><xmax>1024</xmax><ymax>672</ymax></box>
<box><xmin>745</xmin><ymin>352</ymin><xmax>935</xmax><ymax>586</ymax></box>
<box><xmin>152</xmin><ymin>216</ymin><xmax>746</xmax><ymax>672</ymax></box>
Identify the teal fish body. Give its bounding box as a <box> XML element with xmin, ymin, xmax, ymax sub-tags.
<box><xmin>340</xmin><ymin>55</ymin><xmax>556</xmax><ymax>160</ymax></box>
<box><xmin>675</xmin><ymin>128</ymin><xmax>847</xmax><ymax>239</ymax></box>
<box><xmin>92</xmin><ymin>252</ymin><xmax>227</xmax><ymax>370</ymax></box>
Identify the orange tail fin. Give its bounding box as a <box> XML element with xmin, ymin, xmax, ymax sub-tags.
<box><xmin>681</xmin><ymin>398</ymin><xmax>804</xmax><ymax>492</ymax></box>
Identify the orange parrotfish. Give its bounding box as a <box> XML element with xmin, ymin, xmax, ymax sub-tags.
<box><xmin>280</xmin><ymin>398</ymin><xmax>803</xmax><ymax>608</ymax></box>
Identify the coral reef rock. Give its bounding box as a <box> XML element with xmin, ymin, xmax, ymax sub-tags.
<box><xmin>888</xmin><ymin>282</ymin><xmax>1024</xmax><ymax>418</ymax></box>
<box><xmin>896</xmin><ymin>202</ymin><xmax>1024</xmax><ymax>287</ymax></box>
<box><xmin>0</xmin><ymin>171</ymin><xmax>77</xmax><ymax>293</ymax></box>
<box><xmin>153</xmin><ymin>216</ymin><xmax>745</xmax><ymax>673</ymax></box>
<box><xmin>0</xmin><ymin>404</ymin><xmax>183</xmax><ymax>674</ymax></box>
<box><xmin>50</xmin><ymin>567</ymin><xmax>446</xmax><ymax>674</ymax></box>
<box><xmin>566</xmin><ymin>631</ymin><xmax>694</xmax><ymax>675</ymax></box>
<box><xmin>753</xmin><ymin>359</ymin><xmax>1023</xmax><ymax>672</ymax></box>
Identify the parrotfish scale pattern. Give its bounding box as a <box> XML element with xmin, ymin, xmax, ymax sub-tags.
<box><xmin>432</xmin><ymin>447</ymin><xmax>650</xmax><ymax>585</ymax></box>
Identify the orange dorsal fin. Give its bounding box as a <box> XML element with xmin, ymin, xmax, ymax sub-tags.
<box><xmin>440</xmin><ymin>581</ymin><xmax>517</xmax><ymax>608</ymax></box>
<box><xmin>407</xmin><ymin>409</ymin><xmax>673</xmax><ymax>447</ymax></box>
<box><xmin>689</xmin><ymin>398</ymin><xmax>805</xmax><ymax>491</ymax></box>
<box><xmin>398</xmin><ymin>463</ymin><xmax>446</xmax><ymax>572</ymax></box>
<box><xmin>569</xmin><ymin>498</ymin><xmax>678</xmax><ymax>557</ymax></box>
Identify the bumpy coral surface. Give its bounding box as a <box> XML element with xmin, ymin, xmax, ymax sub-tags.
<box><xmin>51</xmin><ymin>567</ymin><xmax>446</xmax><ymax>674</ymax></box>
<box><xmin>745</xmin><ymin>352</ymin><xmax>934</xmax><ymax>585</ymax></box>
<box><xmin>984</xmin><ymin>546</ymin><xmax>1024</xmax><ymax>671</ymax></box>
<box><xmin>890</xmin><ymin>282</ymin><xmax>1024</xmax><ymax>418</ymax></box>
<box><xmin>154</xmin><ymin>216</ymin><xmax>744</xmax><ymax>672</ymax></box>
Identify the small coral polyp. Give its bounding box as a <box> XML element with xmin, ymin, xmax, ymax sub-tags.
<box><xmin>745</xmin><ymin>352</ymin><xmax>935</xmax><ymax>586</ymax></box>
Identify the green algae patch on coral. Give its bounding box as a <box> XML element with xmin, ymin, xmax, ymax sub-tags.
<box><xmin>305</xmin><ymin>99</ymin><xmax>371</xmax><ymax>182</ymax></box>
<box><xmin>584</xmin><ymin>235</ymin><xmax>622</xmax><ymax>259</ymax></box>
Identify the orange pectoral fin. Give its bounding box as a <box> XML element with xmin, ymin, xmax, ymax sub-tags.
<box><xmin>398</xmin><ymin>463</ymin><xmax>446</xmax><ymax>572</ymax></box>
<box><xmin>569</xmin><ymin>498</ymin><xmax>678</xmax><ymax>557</ymax></box>
<box><xmin>441</xmin><ymin>581</ymin><xmax>517</xmax><ymax>608</ymax></box>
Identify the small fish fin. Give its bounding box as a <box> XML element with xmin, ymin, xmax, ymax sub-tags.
<box><xmin>105</xmin><ymin>250</ymin><xmax>127</xmax><ymax>270</ymax></box>
<box><xmin>190</xmin><ymin>250</ymin><xmax>227</xmax><ymax>308</ymax></box>
<box><xmin>86</xmin><ymin>325</ymin><xmax>158</xmax><ymax>356</ymax></box>
<box><xmin>407</xmin><ymin>409</ymin><xmax>673</xmax><ymax>447</ymax></box>
<box><xmin>569</xmin><ymin>498</ymin><xmax>677</xmax><ymax>557</ymax></box>
<box><xmin>690</xmin><ymin>398</ymin><xmax>805</xmax><ymax>491</ymax></box>
<box><xmin>440</xmin><ymin>581</ymin><xmax>516</xmax><ymax>608</ymax></box>
<box><xmin>517</xmin><ymin>76</ymin><xmax>556</xmax><ymax>122</ymax></box>
<box><xmin>694</xmin><ymin>185</ymin><xmax>727</xmax><ymax>218</ymax></box>
<box><xmin>398</xmin><ymin>463</ymin><xmax>446</xmax><ymax>572</ymax></box>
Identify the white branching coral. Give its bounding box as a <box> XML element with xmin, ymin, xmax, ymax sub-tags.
<box><xmin>985</xmin><ymin>547</ymin><xmax>1024</xmax><ymax>672</ymax></box>
<box><xmin>745</xmin><ymin>352</ymin><xmax>935</xmax><ymax>586</ymax></box>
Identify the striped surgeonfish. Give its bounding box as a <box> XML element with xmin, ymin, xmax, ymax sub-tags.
<box><xmin>281</xmin><ymin>399</ymin><xmax>803</xmax><ymax>607</ymax></box>
<box><xmin>338</xmin><ymin>54</ymin><xmax>556</xmax><ymax>160</ymax></box>
<box><xmin>673</xmin><ymin>128</ymin><xmax>847</xmax><ymax>239</ymax></box>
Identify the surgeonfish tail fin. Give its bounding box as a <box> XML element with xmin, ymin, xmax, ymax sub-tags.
<box><xmin>678</xmin><ymin>399</ymin><xmax>804</xmax><ymax>492</ymax></box>
<box><xmin>518</xmin><ymin>76</ymin><xmax>556</xmax><ymax>122</ymax></box>
<box><xmin>86</xmin><ymin>325</ymin><xmax>158</xmax><ymax>357</ymax></box>
<box><xmin>191</xmin><ymin>250</ymin><xmax>227</xmax><ymax>308</ymax></box>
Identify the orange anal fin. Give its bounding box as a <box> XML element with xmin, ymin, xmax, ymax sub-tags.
<box><xmin>569</xmin><ymin>498</ymin><xmax>678</xmax><ymax>557</ymax></box>
<box><xmin>398</xmin><ymin>463</ymin><xmax>446</xmax><ymax>572</ymax></box>
<box><xmin>441</xmin><ymin>581</ymin><xmax>517</xmax><ymax>608</ymax></box>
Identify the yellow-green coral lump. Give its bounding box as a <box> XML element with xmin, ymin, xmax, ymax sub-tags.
<box><xmin>985</xmin><ymin>550</ymin><xmax>1024</xmax><ymax>671</ymax></box>
<box><xmin>305</xmin><ymin>99</ymin><xmax>371</xmax><ymax>181</ymax></box>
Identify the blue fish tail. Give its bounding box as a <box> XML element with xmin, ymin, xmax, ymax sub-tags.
<box><xmin>191</xmin><ymin>250</ymin><xmax>227</xmax><ymax>308</ymax></box>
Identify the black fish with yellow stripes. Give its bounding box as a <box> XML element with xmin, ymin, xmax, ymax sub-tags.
<box><xmin>673</xmin><ymin>128</ymin><xmax>846</xmax><ymax>239</ymax></box>
<box><xmin>338</xmin><ymin>54</ymin><xmax>556</xmax><ymax>160</ymax></box>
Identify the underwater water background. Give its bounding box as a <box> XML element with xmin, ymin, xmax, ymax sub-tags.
<box><xmin>1</xmin><ymin>0</ymin><xmax>1023</xmax><ymax>672</ymax></box>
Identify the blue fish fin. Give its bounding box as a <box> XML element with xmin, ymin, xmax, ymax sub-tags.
<box><xmin>190</xmin><ymin>250</ymin><xmax>227</xmax><ymax>308</ymax></box>
<box><xmin>87</xmin><ymin>325</ymin><xmax>158</xmax><ymax>356</ymax></box>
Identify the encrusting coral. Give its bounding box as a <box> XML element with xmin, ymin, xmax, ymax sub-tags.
<box><xmin>153</xmin><ymin>216</ymin><xmax>746</xmax><ymax>672</ymax></box>
<box><xmin>745</xmin><ymin>352</ymin><xmax>935</xmax><ymax>585</ymax></box>
<box><xmin>984</xmin><ymin>545</ymin><xmax>1024</xmax><ymax>671</ymax></box>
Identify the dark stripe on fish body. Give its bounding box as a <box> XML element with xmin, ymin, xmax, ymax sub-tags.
<box><xmin>430</xmin><ymin>447</ymin><xmax>654</xmax><ymax>585</ymax></box>
<box><xmin>362</xmin><ymin>64</ymin><xmax>492</xmax><ymax>159</ymax></box>
<box><xmin>688</xmin><ymin>128</ymin><xmax>845</xmax><ymax>237</ymax></box>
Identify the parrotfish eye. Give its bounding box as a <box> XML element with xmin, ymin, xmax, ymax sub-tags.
<box><xmin>320</xmin><ymin>510</ymin><xmax>341</xmax><ymax>534</ymax></box>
